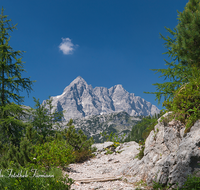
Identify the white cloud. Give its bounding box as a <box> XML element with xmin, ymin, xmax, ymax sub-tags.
<box><xmin>59</xmin><ymin>38</ymin><xmax>77</xmax><ymax>55</ymax></box>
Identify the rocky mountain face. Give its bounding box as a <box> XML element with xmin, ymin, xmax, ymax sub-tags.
<box><xmin>43</xmin><ymin>76</ymin><xmax>160</xmax><ymax>122</ymax></box>
<box><xmin>63</xmin><ymin>111</ymin><xmax>142</xmax><ymax>143</ymax></box>
<box><xmin>20</xmin><ymin>104</ymin><xmax>141</xmax><ymax>143</ymax></box>
<box><xmin>116</xmin><ymin>112</ymin><xmax>200</xmax><ymax>188</ymax></box>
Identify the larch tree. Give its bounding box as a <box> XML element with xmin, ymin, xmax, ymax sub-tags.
<box><xmin>0</xmin><ymin>7</ymin><xmax>35</xmax><ymax>146</ymax></box>
<box><xmin>144</xmin><ymin>0</ymin><xmax>200</xmax><ymax>130</ymax></box>
<box><xmin>30</xmin><ymin>96</ymin><xmax>64</xmax><ymax>144</ymax></box>
<box><xmin>144</xmin><ymin>0</ymin><xmax>200</xmax><ymax>105</ymax></box>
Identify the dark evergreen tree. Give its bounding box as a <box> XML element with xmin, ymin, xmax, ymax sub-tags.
<box><xmin>0</xmin><ymin>7</ymin><xmax>35</xmax><ymax>146</ymax></box>
<box><xmin>124</xmin><ymin>114</ymin><xmax>161</xmax><ymax>143</ymax></box>
<box><xmin>0</xmin><ymin>96</ymin><xmax>66</xmax><ymax>169</ymax></box>
<box><xmin>62</xmin><ymin>119</ymin><xmax>94</xmax><ymax>162</ymax></box>
<box><xmin>175</xmin><ymin>0</ymin><xmax>200</xmax><ymax>68</ymax></box>
<box><xmin>0</xmin><ymin>103</ymin><xmax>30</xmax><ymax>146</ymax></box>
<box><xmin>144</xmin><ymin>0</ymin><xmax>200</xmax><ymax>105</ymax></box>
<box><xmin>30</xmin><ymin>96</ymin><xmax>64</xmax><ymax>144</ymax></box>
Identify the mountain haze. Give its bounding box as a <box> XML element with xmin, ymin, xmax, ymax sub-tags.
<box><xmin>43</xmin><ymin>76</ymin><xmax>160</xmax><ymax>121</ymax></box>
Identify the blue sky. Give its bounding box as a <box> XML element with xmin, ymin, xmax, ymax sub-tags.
<box><xmin>2</xmin><ymin>0</ymin><xmax>189</xmax><ymax>110</ymax></box>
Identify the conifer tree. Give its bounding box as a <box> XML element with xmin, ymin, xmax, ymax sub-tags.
<box><xmin>30</xmin><ymin>97</ymin><xmax>64</xmax><ymax>144</ymax></box>
<box><xmin>144</xmin><ymin>0</ymin><xmax>200</xmax><ymax>105</ymax></box>
<box><xmin>175</xmin><ymin>0</ymin><xmax>200</xmax><ymax>68</ymax></box>
<box><xmin>0</xmin><ymin>7</ymin><xmax>35</xmax><ymax>146</ymax></box>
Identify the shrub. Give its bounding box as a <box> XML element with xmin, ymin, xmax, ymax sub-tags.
<box><xmin>135</xmin><ymin>141</ymin><xmax>145</xmax><ymax>160</ymax></box>
<box><xmin>163</xmin><ymin>66</ymin><xmax>200</xmax><ymax>133</ymax></box>
<box><xmin>0</xmin><ymin>137</ymin><xmax>35</xmax><ymax>169</ymax></box>
<box><xmin>73</xmin><ymin>149</ymin><xmax>95</xmax><ymax>163</ymax></box>
<box><xmin>105</xmin><ymin>148</ymin><xmax>114</xmax><ymax>155</ymax></box>
<box><xmin>100</xmin><ymin>131</ymin><xmax>125</xmax><ymax>143</ymax></box>
<box><xmin>151</xmin><ymin>175</ymin><xmax>200</xmax><ymax>190</ymax></box>
<box><xmin>0</xmin><ymin>165</ymin><xmax>74</xmax><ymax>190</ymax></box>
<box><xmin>63</xmin><ymin>119</ymin><xmax>95</xmax><ymax>163</ymax></box>
<box><xmin>181</xmin><ymin>175</ymin><xmax>200</xmax><ymax>190</ymax></box>
<box><xmin>30</xmin><ymin>139</ymin><xmax>75</xmax><ymax>169</ymax></box>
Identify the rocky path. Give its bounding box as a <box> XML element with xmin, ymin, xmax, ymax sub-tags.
<box><xmin>63</xmin><ymin>141</ymin><xmax>147</xmax><ymax>190</ymax></box>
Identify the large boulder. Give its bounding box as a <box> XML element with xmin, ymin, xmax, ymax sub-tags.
<box><xmin>117</xmin><ymin>112</ymin><xmax>200</xmax><ymax>188</ymax></box>
<box><xmin>92</xmin><ymin>141</ymin><xmax>114</xmax><ymax>152</ymax></box>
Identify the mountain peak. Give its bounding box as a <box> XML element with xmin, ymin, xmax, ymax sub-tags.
<box><xmin>63</xmin><ymin>76</ymin><xmax>88</xmax><ymax>93</ymax></box>
<box><xmin>46</xmin><ymin>77</ymin><xmax>160</xmax><ymax>121</ymax></box>
<box><xmin>114</xmin><ymin>84</ymin><xmax>124</xmax><ymax>89</ymax></box>
<box><xmin>71</xmin><ymin>76</ymin><xmax>86</xmax><ymax>84</ymax></box>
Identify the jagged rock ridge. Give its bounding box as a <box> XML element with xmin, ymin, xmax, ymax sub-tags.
<box><xmin>43</xmin><ymin>76</ymin><xmax>160</xmax><ymax>121</ymax></box>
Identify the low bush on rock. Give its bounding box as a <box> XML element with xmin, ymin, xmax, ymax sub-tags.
<box><xmin>99</xmin><ymin>131</ymin><xmax>125</xmax><ymax>155</ymax></box>
<box><xmin>152</xmin><ymin>174</ymin><xmax>200</xmax><ymax>190</ymax></box>
<box><xmin>163</xmin><ymin>66</ymin><xmax>200</xmax><ymax>134</ymax></box>
<box><xmin>135</xmin><ymin>140</ymin><xmax>145</xmax><ymax>160</ymax></box>
<box><xmin>63</xmin><ymin>119</ymin><xmax>95</xmax><ymax>163</ymax></box>
<box><xmin>30</xmin><ymin>139</ymin><xmax>75</xmax><ymax>169</ymax></box>
<box><xmin>100</xmin><ymin>131</ymin><xmax>125</xmax><ymax>144</ymax></box>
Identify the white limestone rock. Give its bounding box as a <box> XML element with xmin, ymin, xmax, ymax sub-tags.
<box><xmin>43</xmin><ymin>76</ymin><xmax>160</xmax><ymax>121</ymax></box>
<box><xmin>117</xmin><ymin>112</ymin><xmax>200</xmax><ymax>188</ymax></box>
<box><xmin>92</xmin><ymin>141</ymin><xmax>114</xmax><ymax>152</ymax></box>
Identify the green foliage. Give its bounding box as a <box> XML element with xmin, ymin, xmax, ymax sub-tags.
<box><xmin>143</xmin><ymin>31</ymin><xmax>193</xmax><ymax>105</ymax></box>
<box><xmin>0</xmin><ymin>104</ymin><xmax>94</xmax><ymax>170</ymax></box>
<box><xmin>144</xmin><ymin>0</ymin><xmax>200</xmax><ymax>105</ymax></box>
<box><xmin>0</xmin><ymin>166</ymin><xmax>73</xmax><ymax>190</ymax></box>
<box><xmin>30</xmin><ymin>97</ymin><xmax>64</xmax><ymax>143</ymax></box>
<box><xmin>113</xmin><ymin>141</ymin><xmax>120</xmax><ymax>148</ymax></box>
<box><xmin>153</xmin><ymin>128</ymin><xmax>159</xmax><ymax>141</ymax></box>
<box><xmin>63</xmin><ymin>119</ymin><xmax>95</xmax><ymax>163</ymax></box>
<box><xmin>136</xmin><ymin>1</ymin><xmax>200</xmax><ymax>189</ymax></box>
<box><xmin>0</xmin><ymin>7</ymin><xmax>35</xmax><ymax>106</ymax></box>
<box><xmin>163</xmin><ymin>66</ymin><xmax>200</xmax><ymax>133</ymax></box>
<box><xmin>181</xmin><ymin>175</ymin><xmax>200</xmax><ymax>190</ymax></box>
<box><xmin>30</xmin><ymin>139</ymin><xmax>75</xmax><ymax>169</ymax></box>
<box><xmin>100</xmin><ymin>131</ymin><xmax>125</xmax><ymax>143</ymax></box>
<box><xmin>152</xmin><ymin>175</ymin><xmax>200</xmax><ymax>190</ymax></box>
<box><xmin>0</xmin><ymin>7</ymin><xmax>35</xmax><ymax>147</ymax></box>
<box><xmin>134</xmin><ymin>179</ymin><xmax>147</xmax><ymax>189</ymax></box>
<box><xmin>0</xmin><ymin>96</ymin><xmax>69</xmax><ymax>169</ymax></box>
<box><xmin>0</xmin><ymin>100</ymin><xmax>93</xmax><ymax>189</ymax></box>
<box><xmin>0</xmin><ymin>137</ymin><xmax>35</xmax><ymax>169</ymax></box>
<box><xmin>100</xmin><ymin>131</ymin><xmax>125</xmax><ymax>154</ymax></box>
<box><xmin>149</xmin><ymin>161</ymin><xmax>200</xmax><ymax>190</ymax></box>
<box><xmin>175</xmin><ymin>0</ymin><xmax>200</xmax><ymax>68</ymax></box>
<box><xmin>0</xmin><ymin>139</ymin><xmax>74</xmax><ymax>189</ymax></box>
<box><xmin>135</xmin><ymin>140</ymin><xmax>145</xmax><ymax>160</ymax></box>
<box><xmin>0</xmin><ymin>7</ymin><xmax>97</xmax><ymax>189</ymax></box>
<box><xmin>126</xmin><ymin>112</ymin><xmax>166</xmax><ymax>160</ymax></box>
<box><xmin>144</xmin><ymin>1</ymin><xmax>200</xmax><ymax>133</ymax></box>
<box><xmin>0</xmin><ymin>103</ymin><xmax>30</xmax><ymax>146</ymax></box>
<box><xmin>105</xmin><ymin>148</ymin><xmax>114</xmax><ymax>155</ymax></box>
<box><xmin>124</xmin><ymin>113</ymin><xmax>164</xmax><ymax>143</ymax></box>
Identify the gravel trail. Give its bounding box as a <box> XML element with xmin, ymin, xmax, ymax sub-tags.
<box><xmin>63</xmin><ymin>141</ymin><xmax>146</xmax><ymax>190</ymax></box>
